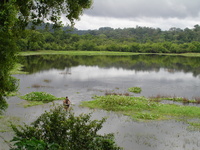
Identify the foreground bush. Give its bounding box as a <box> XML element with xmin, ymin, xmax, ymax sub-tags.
<box><xmin>10</xmin><ymin>105</ymin><xmax>122</xmax><ymax>150</ymax></box>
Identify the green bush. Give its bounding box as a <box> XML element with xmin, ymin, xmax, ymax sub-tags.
<box><xmin>10</xmin><ymin>105</ymin><xmax>122</xmax><ymax>150</ymax></box>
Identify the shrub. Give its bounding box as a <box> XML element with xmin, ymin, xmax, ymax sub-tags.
<box><xmin>10</xmin><ymin>105</ymin><xmax>122</xmax><ymax>150</ymax></box>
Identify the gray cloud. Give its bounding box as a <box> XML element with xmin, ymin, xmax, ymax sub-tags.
<box><xmin>85</xmin><ymin>0</ymin><xmax>200</xmax><ymax>19</ymax></box>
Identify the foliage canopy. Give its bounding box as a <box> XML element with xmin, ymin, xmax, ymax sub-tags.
<box><xmin>0</xmin><ymin>0</ymin><xmax>92</xmax><ymax>113</ymax></box>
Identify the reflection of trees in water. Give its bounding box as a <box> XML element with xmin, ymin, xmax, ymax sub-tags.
<box><xmin>19</xmin><ymin>55</ymin><xmax>200</xmax><ymax>76</ymax></box>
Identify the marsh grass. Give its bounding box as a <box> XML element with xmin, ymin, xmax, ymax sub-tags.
<box><xmin>31</xmin><ymin>84</ymin><xmax>53</xmax><ymax>88</ymax></box>
<box><xmin>187</xmin><ymin>121</ymin><xmax>200</xmax><ymax>131</ymax></box>
<box><xmin>19</xmin><ymin>92</ymin><xmax>64</xmax><ymax>107</ymax></box>
<box><xmin>149</xmin><ymin>95</ymin><xmax>200</xmax><ymax>104</ymax></box>
<box><xmin>19</xmin><ymin>50</ymin><xmax>142</xmax><ymax>56</ymax></box>
<box><xmin>105</xmin><ymin>91</ymin><xmax>130</xmax><ymax>96</ymax></box>
<box><xmin>81</xmin><ymin>95</ymin><xmax>200</xmax><ymax>121</ymax></box>
<box><xmin>19</xmin><ymin>101</ymin><xmax>44</xmax><ymax>108</ymax></box>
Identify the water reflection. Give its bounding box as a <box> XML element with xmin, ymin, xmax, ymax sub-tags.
<box><xmin>20</xmin><ymin>55</ymin><xmax>200</xmax><ymax>77</ymax></box>
<box><xmin>19</xmin><ymin>55</ymin><xmax>200</xmax><ymax>99</ymax></box>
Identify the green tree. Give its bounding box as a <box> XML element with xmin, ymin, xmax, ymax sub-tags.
<box><xmin>10</xmin><ymin>105</ymin><xmax>122</xmax><ymax>150</ymax></box>
<box><xmin>0</xmin><ymin>0</ymin><xmax>92</xmax><ymax>113</ymax></box>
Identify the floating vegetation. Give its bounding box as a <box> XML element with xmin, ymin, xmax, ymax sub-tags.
<box><xmin>128</xmin><ymin>87</ymin><xmax>142</xmax><ymax>94</ymax></box>
<box><xmin>149</xmin><ymin>95</ymin><xmax>200</xmax><ymax>104</ymax></box>
<box><xmin>20</xmin><ymin>92</ymin><xmax>64</xmax><ymax>102</ymax></box>
<box><xmin>187</xmin><ymin>122</ymin><xmax>200</xmax><ymax>131</ymax></box>
<box><xmin>105</xmin><ymin>91</ymin><xmax>130</xmax><ymax>96</ymax></box>
<box><xmin>19</xmin><ymin>92</ymin><xmax>64</xmax><ymax>107</ymax></box>
<box><xmin>81</xmin><ymin>95</ymin><xmax>200</xmax><ymax>122</ymax></box>
<box><xmin>19</xmin><ymin>101</ymin><xmax>44</xmax><ymax>108</ymax></box>
<box><xmin>31</xmin><ymin>84</ymin><xmax>53</xmax><ymax>88</ymax></box>
<box><xmin>43</xmin><ymin>79</ymin><xmax>52</xmax><ymax>83</ymax></box>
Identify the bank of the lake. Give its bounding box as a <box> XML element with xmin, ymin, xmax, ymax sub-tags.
<box><xmin>19</xmin><ymin>50</ymin><xmax>200</xmax><ymax>57</ymax></box>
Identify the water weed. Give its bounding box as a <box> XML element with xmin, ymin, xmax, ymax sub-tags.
<box><xmin>187</xmin><ymin>121</ymin><xmax>200</xmax><ymax>131</ymax></box>
<box><xmin>81</xmin><ymin>95</ymin><xmax>200</xmax><ymax>121</ymax></box>
<box><xmin>19</xmin><ymin>92</ymin><xmax>64</xmax><ymax>107</ymax></box>
<box><xmin>128</xmin><ymin>87</ymin><xmax>142</xmax><ymax>94</ymax></box>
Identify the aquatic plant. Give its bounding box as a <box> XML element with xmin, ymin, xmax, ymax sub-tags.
<box><xmin>105</xmin><ymin>91</ymin><xmax>130</xmax><ymax>96</ymax></box>
<box><xmin>128</xmin><ymin>87</ymin><xmax>142</xmax><ymax>94</ymax></box>
<box><xmin>149</xmin><ymin>95</ymin><xmax>200</xmax><ymax>104</ymax></box>
<box><xmin>20</xmin><ymin>92</ymin><xmax>63</xmax><ymax>102</ymax></box>
<box><xmin>187</xmin><ymin>121</ymin><xmax>200</xmax><ymax>131</ymax></box>
<box><xmin>31</xmin><ymin>84</ymin><xmax>53</xmax><ymax>88</ymax></box>
<box><xmin>81</xmin><ymin>95</ymin><xmax>200</xmax><ymax>121</ymax></box>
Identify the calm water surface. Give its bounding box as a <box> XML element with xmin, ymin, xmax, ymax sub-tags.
<box><xmin>1</xmin><ymin>55</ymin><xmax>200</xmax><ymax>150</ymax></box>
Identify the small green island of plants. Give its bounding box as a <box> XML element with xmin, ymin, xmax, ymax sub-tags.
<box><xmin>81</xmin><ymin>95</ymin><xmax>200</xmax><ymax>127</ymax></box>
<box><xmin>19</xmin><ymin>92</ymin><xmax>64</xmax><ymax>107</ymax></box>
<box><xmin>128</xmin><ymin>87</ymin><xmax>142</xmax><ymax>94</ymax></box>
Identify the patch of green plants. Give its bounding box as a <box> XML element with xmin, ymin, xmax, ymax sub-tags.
<box><xmin>135</xmin><ymin>112</ymin><xmax>160</xmax><ymax>120</ymax></box>
<box><xmin>128</xmin><ymin>87</ymin><xmax>142</xmax><ymax>94</ymax></box>
<box><xmin>187</xmin><ymin>121</ymin><xmax>200</xmax><ymax>131</ymax></box>
<box><xmin>10</xmin><ymin>105</ymin><xmax>122</xmax><ymax>150</ymax></box>
<box><xmin>149</xmin><ymin>95</ymin><xmax>199</xmax><ymax>104</ymax></box>
<box><xmin>19</xmin><ymin>50</ymin><xmax>141</xmax><ymax>56</ymax></box>
<box><xmin>20</xmin><ymin>92</ymin><xmax>63</xmax><ymax>102</ymax></box>
<box><xmin>20</xmin><ymin>101</ymin><xmax>44</xmax><ymax>108</ymax></box>
<box><xmin>19</xmin><ymin>92</ymin><xmax>64</xmax><ymax>107</ymax></box>
<box><xmin>81</xmin><ymin>95</ymin><xmax>200</xmax><ymax>122</ymax></box>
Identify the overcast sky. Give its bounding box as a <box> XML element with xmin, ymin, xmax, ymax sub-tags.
<box><xmin>71</xmin><ymin>0</ymin><xmax>200</xmax><ymax>30</ymax></box>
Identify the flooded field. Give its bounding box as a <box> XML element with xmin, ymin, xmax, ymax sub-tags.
<box><xmin>1</xmin><ymin>54</ymin><xmax>200</xmax><ymax>150</ymax></box>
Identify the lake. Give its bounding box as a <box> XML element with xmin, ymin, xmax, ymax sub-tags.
<box><xmin>1</xmin><ymin>54</ymin><xmax>200</xmax><ymax>150</ymax></box>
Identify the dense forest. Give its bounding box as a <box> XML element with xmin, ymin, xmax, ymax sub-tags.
<box><xmin>17</xmin><ymin>24</ymin><xmax>200</xmax><ymax>53</ymax></box>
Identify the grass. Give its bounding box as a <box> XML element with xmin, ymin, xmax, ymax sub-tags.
<box><xmin>18</xmin><ymin>50</ymin><xmax>200</xmax><ymax>57</ymax></box>
<box><xmin>128</xmin><ymin>87</ymin><xmax>142</xmax><ymax>94</ymax></box>
<box><xmin>187</xmin><ymin>121</ymin><xmax>200</xmax><ymax>131</ymax></box>
<box><xmin>149</xmin><ymin>95</ymin><xmax>200</xmax><ymax>104</ymax></box>
<box><xmin>81</xmin><ymin>95</ymin><xmax>200</xmax><ymax>122</ymax></box>
<box><xmin>19</xmin><ymin>50</ymin><xmax>142</xmax><ymax>56</ymax></box>
<box><xmin>19</xmin><ymin>92</ymin><xmax>64</xmax><ymax>107</ymax></box>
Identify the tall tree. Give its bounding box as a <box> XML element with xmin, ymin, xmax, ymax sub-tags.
<box><xmin>0</xmin><ymin>0</ymin><xmax>92</xmax><ymax>113</ymax></box>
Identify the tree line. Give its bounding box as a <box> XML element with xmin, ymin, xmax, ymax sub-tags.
<box><xmin>17</xmin><ymin>24</ymin><xmax>200</xmax><ymax>53</ymax></box>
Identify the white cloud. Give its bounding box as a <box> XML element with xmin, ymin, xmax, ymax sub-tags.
<box><xmin>74</xmin><ymin>15</ymin><xmax>200</xmax><ymax>30</ymax></box>
<box><xmin>71</xmin><ymin>0</ymin><xmax>200</xmax><ymax>30</ymax></box>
